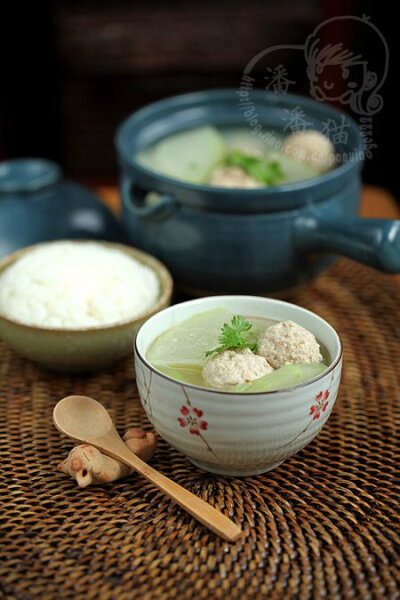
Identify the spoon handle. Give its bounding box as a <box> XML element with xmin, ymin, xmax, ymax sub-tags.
<box><xmin>91</xmin><ymin>434</ymin><xmax>242</xmax><ymax>542</ymax></box>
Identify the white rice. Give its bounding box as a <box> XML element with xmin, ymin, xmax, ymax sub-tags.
<box><xmin>0</xmin><ymin>241</ymin><xmax>160</xmax><ymax>329</ymax></box>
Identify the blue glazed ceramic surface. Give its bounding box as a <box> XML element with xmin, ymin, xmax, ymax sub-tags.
<box><xmin>116</xmin><ymin>90</ymin><xmax>400</xmax><ymax>294</ymax></box>
<box><xmin>0</xmin><ymin>158</ymin><xmax>126</xmax><ymax>258</ymax></box>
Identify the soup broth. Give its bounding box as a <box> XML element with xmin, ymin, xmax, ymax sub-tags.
<box><xmin>137</xmin><ymin>124</ymin><xmax>334</xmax><ymax>188</ymax></box>
<box><xmin>146</xmin><ymin>308</ymin><xmax>329</xmax><ymax>393</ymax></box>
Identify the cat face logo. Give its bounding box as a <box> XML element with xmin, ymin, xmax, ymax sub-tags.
<box><xmin>241</xmin><ymin>15</ymin><xmax>389</xmax><ymax>117</ymax></box>
<box><xmin>305</xmin><ymin>16</ymin><xmax>388</xmax><ymax>116</ymax></box>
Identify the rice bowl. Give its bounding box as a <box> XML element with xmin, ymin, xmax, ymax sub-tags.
<box><xmin>0</xmin><ymin>241</ymin><xmax>173</xmax><ymax>371</ymax></box>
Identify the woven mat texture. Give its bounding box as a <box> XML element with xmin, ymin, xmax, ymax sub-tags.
<box><xmin>0</xmin><ymin>259</ymin><xmax>399</xmax><ymax>600</ymax></box>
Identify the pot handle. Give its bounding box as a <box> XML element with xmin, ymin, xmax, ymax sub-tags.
<box><xmin>293</xmin><ymin>212</ymin><xmax>400</xmax><ymax>273</ymax></box>
<box><xmin>121</xmin><ymin>177</ymin><xmax>177</xmax><ymax>221</ymax></box>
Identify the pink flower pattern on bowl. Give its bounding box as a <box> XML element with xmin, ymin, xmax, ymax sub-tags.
<box><xmin>261</xmin><ymin>386</ymin><xmax>332</xmax><ymax>453</ymax></box>
<box><xmin>310</xmin><ymin>390</ymin><xmax>330</xmax><ymax>420</ymax></box>
<box><xmin>177</xmin><ymin>388</ymin><xmax>217</xmax><ymax>458</ymax></box>
<box><xmin>178</xmin><ymin>405</ymin><xmax>208</xmax><ymax>435</ymax></box>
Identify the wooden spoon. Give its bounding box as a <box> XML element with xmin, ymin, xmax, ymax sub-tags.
<box><xmin>53</xmin><ymin>395</ymin><xmax>242</xmax><ymax>542</ymax></box>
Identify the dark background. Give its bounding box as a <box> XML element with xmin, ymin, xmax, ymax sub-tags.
<box><xmin>0</xmin><ymin>1</ymin><xmax>396</xmax><ymax>197</ymax></box>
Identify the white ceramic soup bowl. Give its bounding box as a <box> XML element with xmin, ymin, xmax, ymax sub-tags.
<box><xmin>135</xmin><ymin>296</ymin><xmax>342</xmax><ymax>476</ymax></box>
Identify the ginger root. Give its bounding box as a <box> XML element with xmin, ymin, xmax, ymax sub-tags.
<box><xmin>57</xmin><ymin>428</ymin><xmax>157</xmax><ymax>488</ymax></box>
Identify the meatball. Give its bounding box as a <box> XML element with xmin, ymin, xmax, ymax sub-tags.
<box><xmin>281</xmin><ymin>130</ymin><xmax>335</xmax><ymax>173</ymax></box>
<box><xmin>209</xmin><ymin>165</ymin><xmax>262</xmax><ymax>189</ymax></box>
<box><xmin>257</xmin><ymin>320</ymin><xmax>323</xmax><ymax>369</ymax></box>
<box><xmin>202</xmin><ymin>348</ymin><xmax>273</xmax><ymax>389</ymax></box>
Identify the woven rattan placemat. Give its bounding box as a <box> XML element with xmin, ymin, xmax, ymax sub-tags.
<box><xmin>0</xmin><ymin>259</ymin><xmax>399</xmax><ymax>600</ymax></box>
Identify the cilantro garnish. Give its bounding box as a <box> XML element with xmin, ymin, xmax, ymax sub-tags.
<box><xmin>205</xmin><ymin>315</ymin><xmax>258</xmax><ymax>357</ymax></box>
<box><xmin>226</xmin><ymin>150</ymin><xmax>283</xmax><ymax>185</ymax></box>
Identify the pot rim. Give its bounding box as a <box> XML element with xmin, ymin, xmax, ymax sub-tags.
<box><xmin>116</xmin><ymin>88</ymin><xmax>364</xmax><ymax>211</ymax></box>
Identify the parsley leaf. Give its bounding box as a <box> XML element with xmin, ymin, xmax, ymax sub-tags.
<box><xmin>205</xmin><ymin>315</ymin><xmax>258</xmax><ymax>357</ymax></box>
<box><xmin>226</xmin><ymin>150</ymin><xmax>283</xmax><ymax>185</ymax></box>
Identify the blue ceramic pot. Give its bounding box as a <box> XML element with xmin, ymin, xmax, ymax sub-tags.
<box><xmin>0</xmin><ymin>158</ymin><xmax>126</xmax><ymax>258</ymax></box>
<box><xmin>116</xmin><ymin>90</ymin><xmax>400</xmax><ymax>294</ymax></box>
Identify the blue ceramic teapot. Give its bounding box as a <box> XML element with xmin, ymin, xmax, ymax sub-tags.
<box><xmin>116</xmin><ymin>89</ymin><xmax>400</xmax><ymax>295</ymax></box>
<box><xmin>0</xmin><ymin>158</ymin><xmax>126</xmax><ymax>258</ymax></box>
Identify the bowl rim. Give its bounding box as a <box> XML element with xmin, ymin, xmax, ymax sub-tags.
<box><xmin>116</xmin><ymin>88</ymin><xmax>363</xmax><ymax>198</ymax></box>
<box><xmin>0</xmin><ymin>240</ymin><xmax>173</xmax><ymax>334</ymax></box>
<box><xmin>135</xmin><ymin>294</ymin><xmax>343</xmax><ymax>397</ymax></box>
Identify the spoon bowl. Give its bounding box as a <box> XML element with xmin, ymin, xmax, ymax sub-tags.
<box><xmin>54</xmin><ymin>395</ymin><xmax>114</xmax><ymax>440</ymax></box>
